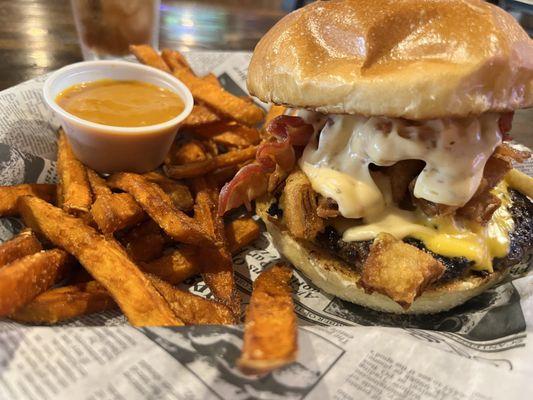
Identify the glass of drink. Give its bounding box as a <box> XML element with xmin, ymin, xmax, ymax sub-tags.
<box><xmin>71</xmin><ymin>0</ymin><xmax>160</xmax><ymax>60</ymax></box>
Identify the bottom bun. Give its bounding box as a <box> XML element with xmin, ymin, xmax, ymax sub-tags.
<box><xmin>256</xmin><ymin>198</ymin><xmax>508</xmax><ymax>315</ymax></box>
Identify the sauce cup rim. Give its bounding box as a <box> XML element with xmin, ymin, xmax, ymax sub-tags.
<box><xmin>43</xmin><ymin>60</ymin><xmax>194</xmax><ymax>134</ymax></box>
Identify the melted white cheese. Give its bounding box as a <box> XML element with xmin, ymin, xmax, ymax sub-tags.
<box><xmin>299</xmin><ymin>113</ymin><xmax>503</xmax><ymax>218</ymax></box>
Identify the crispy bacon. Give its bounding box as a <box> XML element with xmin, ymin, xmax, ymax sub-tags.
<box><xmin>218</xmin><ymin>116</ymin><xmax>314</xmax><ymax>215</ymax></box>
<box><xmin>498</xmin><ymin>112</ymin><xmax>514</xmax><ymax>140</ymax></box>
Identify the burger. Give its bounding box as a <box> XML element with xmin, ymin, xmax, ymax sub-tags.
<box><xmin>218</xmin><ymin>0</ymin><xmax>533</xmax><ymax>313</ymax></box>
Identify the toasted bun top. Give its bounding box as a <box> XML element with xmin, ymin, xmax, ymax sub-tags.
<box><xmin>247</xmin><ymin>0</ymin><xmax>533</xmax><ymax>119</ymax></box>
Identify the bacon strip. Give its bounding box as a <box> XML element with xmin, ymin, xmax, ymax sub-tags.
<box><xmin>218</xmin><ymin>116</ymin><xmax>314</xmax><ymax>215</ymax></box>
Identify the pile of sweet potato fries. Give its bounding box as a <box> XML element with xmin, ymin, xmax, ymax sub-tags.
<box><xmin>0</xmin><ymin>45</ymin><xmax>296</xmax><ymax>375</ymax></box>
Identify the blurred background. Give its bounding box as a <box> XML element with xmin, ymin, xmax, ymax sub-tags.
<box><xmin>0</xmin><ymin>0</ymin><xmax>531</xmax><ymax>90</ymax></box>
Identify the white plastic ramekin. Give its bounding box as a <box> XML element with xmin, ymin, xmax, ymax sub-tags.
<box><xmin>43</xmin><ymin>60</ymin><xmax>193</xmax><ymax>173</ymax></box>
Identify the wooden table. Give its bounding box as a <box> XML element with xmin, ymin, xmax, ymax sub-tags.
<box><xmin>0</xmin><ymin>0</ymin><xmax>286</xmax><ymax>91</ymax></box>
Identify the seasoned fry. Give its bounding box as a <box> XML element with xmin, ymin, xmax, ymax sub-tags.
<box><xmin>506</xmin><ymin>168</ymin><xmax>533</xmax><ymax>198</ymax></box>
<box><xmin>122</xmin><ymin>220</ymin><xmax>166</xmax><ymax>263</ymax></box>
<box><xmin>0</xmin><ymin>249</ymin><xmax>71</xmax><ymax>317</ymax></box>
<box><xmin>164</xmin><ymin>50</ymin><xmax>264</xmax><ymax>126</ymax></box>
<box><xmin>18</xmin><ymin>196</ymin><xmax>183</xmax><ymax>326</ymax></box>
<box><xmin>166</xmin><ymin>139</ymin><xmax>209</xmax><ymax>165</ymax></box>
<box><xmin>91</xmin><ymin>193</ymin><xmax>146</xmax><ymax>235</ymax></box>
<box><xmin>87</xmin><ymin>169</ymin><xmax>112</xmax><ymax>197</ymax></box>
<box><xmin>57</xmin><ymin>129</ymin><xmax>92</xmax><ymax>216</ymax></box>
<box><xmin>129</xmin><ymin>44</ymin><xmax>171</xmax><ymax>72</ymax></box>
<box><xmin>193</xmin><ymin>121</ymin><xmax>261</xmax><ymax>145</ymax></box>
<box><xmin>164</xmin><ymin>146</ymin><xmax>258</xmax><ymax>179</ymax></box>
<box><xmin>238</xmin><ymin>264</ymin><xmax>297</xmax><ymax>375</ymax></box>
<box><xmin>202</xmin><ymin>73</ymin><xmax>221</xmax><ymax>87</ymax></box>
<box><xmin>225</xmin><ymin>218</ymin><xmax>260</xmax><ymax>254</ymax></box>
<box><xmin>213</xmin><ymin>132</ymin><xmax>252</xmax><ymax>149</ymax></box>
<box><xmin>142</xmin><ymin>171</ymin><xmax>194</xmax><ymax>211</ymax></box>
<box><xmin>182</xmin><ymin>104</ymin><xmax>222</xmax><ymax>128</ymax></box>
<box><xmin>108</xmin><ymin>173</ymin><xmax>214</xmax><ymax>247</ymax></box>
<box><xmin>161</xmin><ymin>48</ymin><xmax>194</xmax><ymax>74</ymax></box>
<box><xmin>141</xmin><ymin>246</ymin><xmax>199</xmax><ymax>284</ymax></box>
<box><xmin>140</xmin><ymin>217</ymin><xmax>260</xmax><ymax>284</ymax></box>
<box><xmin>0</xmin><ymin>184</ymin><xmax>55</xmax><ymax>216</ymax></box>
<box><xmin>10</xmin><ymin>281</ymin><xmax>116</xmax><ymax>324</ymax></box>
<box><xmin>265</xmin><ymin>105</ymin><xmax>287</xmax><ymax>126</ymax></box>
<box><xmin>193</xmin><ymin>178</ymin><xmax>240</xmax><ymax>315</ymax></box>
<box><xmin>0</xmin><ymin>230</ymin><xmax>42</xmax><ymax>268</ymax></box>
<box><xmin>148</xmin><ymin>274</ymin><xmax>235</xmax><ymax>325</ymax></box>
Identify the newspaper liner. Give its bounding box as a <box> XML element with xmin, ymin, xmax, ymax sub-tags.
<box><xmin>0</xmin><ymin>52</ymin><xmax>531</xmax><ymax>400</ymax></box>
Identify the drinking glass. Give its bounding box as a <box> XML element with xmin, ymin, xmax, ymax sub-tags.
<box><xmin>71</xmin><ymin>0</ymin><xmax>160</xmax><ymax>60</ymax></box>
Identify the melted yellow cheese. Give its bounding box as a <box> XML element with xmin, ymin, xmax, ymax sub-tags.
<box><xmin>336</xmin><ymin>181</ymin><xmax>513</xmax><ymax>272</ymax></box>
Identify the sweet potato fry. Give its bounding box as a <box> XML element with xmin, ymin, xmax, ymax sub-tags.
<box><xmin>161</xmin><ymin>48</ymin><xmax>194</xmax><ymax>74</ymax></box>
<box><xmin>91</xmin><ymin>193</ymin><xmax>146</xmax><ymax>235</ymax></box>
<box><xmin>182</xmin><ymin>104</ymin><xmax>222</xmax><ymax>128</ymax></box>
<box><xmin>0</xmin><ymin>249</ymin><xmax>71</xmax><ymax>317</ymax></box>
<box><xmin>18</xmin><ymin>196</ymin><xmax>183</xmax><ymax>326</ymax></box>
<box><xmin>142</xmin><ymin>171</ymin><xmax>194</xmax><ymax>211</ymax></box>
<box><xmin>193</xmin><ymin>121</ymin><xmax>261</xmax><ymax>145</ymax></box>
<box><xmin>140</xmin><ymin>217</ymin><xmax>260</xmax><ymax>284</ymax></box>
<box><xmin>202</xmin><ymin>73</ymin><xmax>221</xmax><ymax>87</ymax></box>
<box><xmin>238</xmin><ymin>264</ymin><xmax>297</xmax><ymax>375</ymax></box>
<box><xmin>141</xmin><ymin>246</ymin><xmax>199</xmax><ymax>284</ymax></box>
<box><xmin>0</xmin><ymin>184</ymin><xmax>55</xmax><ymax>216</ymax></box>
<box><xmin>122</xmin><ymin>220</ymin><xmax>166</xmax><ymax>263</ymax></box>
<box><xmin>86</xmin><ymin>169</ymin><xmax>112</xmax><ymax>198</ymax></box>
<box><xmin>10</xmin><ymin>281</ymin><xmax>116</xmax><ymax>324</ymax></box>
<box><xmin>193</xmin><ymin>178</ymin><xmax>240</xmax><ymax>315</ymax></box>
<box><xmin>108</xmin><ymin>173</ymin><xmax>214</xmax><ymax>247</ymax></box>
<box><xmin>165</xmin><ymin>53</ymin><xmax>264</xmax><ymax>126</ymax></box>
<box><xmin>57</xmin><ymin>129</ymin><xmax>92</xmax><ymax>216</ymax></box>
<box><xmin>129</xmin><ymin>44</ymin><xmax>171</xmax><ymax>72</ymax></box>
<box><xmin>164</xmin><ymin>146</ymin><xmax>257</xmax><ymax>179</ymax></box>
<box><xmin>0</xmin><ymin>230</ymin><xmax>42</xmax><ymax>268</ymax></box>
<box><xmin>212</xmin><ymin>132</ymin><xmax>252</xmax><ymax>149</ymax></box>
<box><xmin>166</xmin><ymin>139</ymin><xmax>208</xmax><ymax>165</ymax></box>
<box><xmin>148</xmin><ymin>275</ymin><xmax>235</xmax><ymax>325</ymax></box>
<box><xmin>225</xmin><ymin>218</ymin><xmax>260</xmax><ymax>254</ymax></box>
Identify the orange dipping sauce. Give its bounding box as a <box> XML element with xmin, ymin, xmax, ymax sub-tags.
<box><xmin>55</xmin><ymin>79</ymin><xmax>184</xmax><ymax>127</ymax></box>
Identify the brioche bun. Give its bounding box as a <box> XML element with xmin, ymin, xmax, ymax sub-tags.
<box><xmin>256</xmin><ymin>196</ymin><xmax>509</xmax><ymax>314</ymax></box>
<box><xmin>247</xmin><ymin>0</ymin><xmax>533</xmax><ymax>120</ymax></box>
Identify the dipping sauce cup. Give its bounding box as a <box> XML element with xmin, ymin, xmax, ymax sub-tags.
<box><xmin>43</xmin><ymin>60</ymin><xmax>193</xmax><ymax>173</ymax></box>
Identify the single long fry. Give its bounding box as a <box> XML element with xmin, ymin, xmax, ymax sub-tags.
<box><xmin>129</xmin><ymin>44</ymin><xmax>171</xmax><ymax>72</ymax></box>
<box><xmin>182</xmin><ymin>104</ymin><xmax>221</xmax><ymax>128</ymax></box>
<box><xmin>10</xmin><ymin>281</ymin><xmax>116</xmax><ymax>324</ymax></box>
<box><xmin>91</xmin><ymin>193</ymin><xmax>145</xmax><ymax>235</ymax></box>
<box><xmin>142</xmin><ymin>171</ymin><xmax>194</xmax><ymax>211</ymax></box>
<box><xmin>0</xmin><ymin>230</ymin><xmax>42</xmax><ymax>268</ymax></box>
<box><xmin>18</xmin><ymin>196</ymin><xmax>183</xmax><ymax>326</ymax></box>
<box><xmin>238</xmin><ymin>264</ymin><xmax>297</xmax><ymax>375</ymax></box>
<box><xmin>163</xmin><ymin>50</ymin><xmax>264</xmax><ymax>126</ymax></box>
<box><xmin>57</xmin><ymin>129</ymin><xmax>92</xmax><ymax>216</ymax></box>
<box><xmin>122</xmin><ymin>220</ymin><xmax>166</xmax><ymax>263</ymax></box>
<box><xmin>0</xmin><ymin>184</ymin><xmax>55</xmax><ymax>216</ymax></box>
<box><xmin>193</xmin><ymin>121</ymin><xmax>261</xmax><ymax>145</ymax></box>
<box><xmin>193</xmin><ymin>178</ymin><xmax>240</xmax><ymax>315</ymax></box>
<box><xmin>87</xmin><ymin>169</ymin><xmax>112</xmax><ymax>198</ymax></box>
<box><xmin>141</xmin><ymin>246</ymin><xmax>199</xmax><ymax>284</ymax></box>
<box><xmin>0</xmin><ymin>249</ymin><xmax>71</xmax><ymax>317</ymax></box>
<box><xmin>141</xmin><ymin>217</ymin><xmax>260</xmax><ymax>284</ymax></box>
<box><xmin>161</xmin><ymin>48</ymin><xmax>194</xmax><ymax>74</ymax></box>
<box><xmin>506</xmin><ymin>168</ymin><xmax>533</xmax><ymax>198</ymax></box>
<box><xmin>164</xmin><ymin>146</ymin><xmax>257</xmax><ymax>179</ymax></box>
<box><xmin>148</xmin><ymin>275</ymin><xmax>235</xmax><ymax>325</ymax></box>
<box><xmin>226</xmin><ymin>218</ymin><xmax>260</xmax><ymax>253</ymax></box>
<box><xmin>108</xmin><ymin>173</ymin><xmax>214</xmax><ymax>247</ymax></box>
